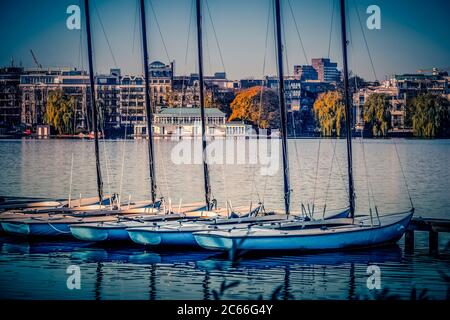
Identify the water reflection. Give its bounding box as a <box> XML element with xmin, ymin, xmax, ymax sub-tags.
<box><xmin>1</xmin><ymin>139</ymin><xmax>449</xmax><ymax>299</ymax></box>
<box><xmin>95</xmin><ymin>262</ymin><xmax>103</xmax><ymax>301</ymax></box>
<box><xmin>1</xmin><ymin>139</ymin><xmax>449</xmax><ymax>219</ymax></box>
<box><xmin>1</xmin><ymin>235</ymin><xmax>449</xmax><ymax>300</ymax></box>
<box><xmin>149</xmin><ymin>265</ymin><xmax>157</xmax><ymax>300</ymax></box>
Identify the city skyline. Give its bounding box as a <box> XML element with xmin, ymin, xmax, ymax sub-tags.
<box><xmin>1</xmin><ymin>0</ymin><xmax>449</xmax><ymax>81</ymax></box>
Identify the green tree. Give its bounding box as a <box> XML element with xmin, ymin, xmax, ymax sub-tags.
<box><xmin>229</xmin><ymin>86</ymin><xmax>279</xmax><ymax>129</ymax></box>
<box><xmin>408</xmin><ymin>93</ymin><xmax>450</xmax><ymax>137</ymax></box>
<box><xmin>44</xmin><ymin>89</ymin><xmax>76</xmax><ymax>135</ymax></box>
<box><xmin>313</xmin><ymin>91</ymin><xmax>345</xmax><ymax>136</ymax></box>
<box><xmin>363</xmin><ymin>93</ymin><xmax>392</xmax><ymax>137</ymax></box>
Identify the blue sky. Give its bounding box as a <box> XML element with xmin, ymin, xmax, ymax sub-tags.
<box><xmin>1</xmin><ymin>0</ymin><xmax>449</xmax><ymax>81</ymax></box>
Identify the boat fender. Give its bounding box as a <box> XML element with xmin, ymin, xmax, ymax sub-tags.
<box><xmin>320</xmin><ymin>226</ymin><xmax>328</xmax><ymax>231</ymax></box>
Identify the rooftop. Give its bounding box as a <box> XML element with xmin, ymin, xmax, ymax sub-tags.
<box><xmin>157</xmin><ymin>108</ymin><xmax>226</xmax><ymax>117</ymax></box>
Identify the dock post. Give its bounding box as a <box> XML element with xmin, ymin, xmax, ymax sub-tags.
<box><xmin>405</xmin><ymin>229</ymin><xmax>414</xmax><ymax>253</ymax></box>
<box><xmin>429</xmin><ymin>230</ymin><xmax>439</xmax><ymax>254</ymax></box>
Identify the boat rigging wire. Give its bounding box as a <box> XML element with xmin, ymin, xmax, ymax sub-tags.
<box><xmin>68</xmin><ymin>153</ymin><xmax>74</xmax><ymax>207</ymax></box>
<box><xmin>118</xmin><ymin>93</ymin><xmax>130</xmax><ymax>207</ymax></box>
<box><xmin>148</xmin><ymin>0</ymin><xmax>171</xmax><ymax>63</ymax></box>
<box><xmin>155</xmin><ymin>139</ymin><xmax>171</xmax><ymax>205</ymax></box>
<box><xmin>205</xmin><ymin>0</ymin><xmax>226</xmax><ymax>73</ymax></box>
<box><xmin>132</xmin><ymin>0</ymin><xmax>139</xmax><ymax>53</ymax></box>
<box><xmin>281</xmin><ymin>2</ymin><xmax>306</xmax><ymax>214</ymax></box>
<box><xmin>181</xmin><ymin>0</ymin><xmax>194</xmax><ymax>107</ymax></box>
<box><xmin>252</xmin><ymin>0</ymin><xmax>273</xmax><ymax>208</ymax></box>
<box><xmin>393</xmin><ymin>140</ymin><xmax>414</xmax><ymax>208</ymax></box>
<box><xmin>347</xmin><ymin>1</ymin><xmax>413</xmax><ymax>213</ymax></box>
<box><xmin>352</xmin><ymin>0</ymin><xmax>378</xmax><ymax>81</ymax></box>
<box><xmin>78</xmin><ymin>0</ymin><xmax>85</xmax><ymax>71</ymax></box>
<box><xmin>327</xmin><ymin>0</ymin><xmax>335</xmax><ymax>59</ymax></box>
<box><xmin>204</xmin><ymin>21</ymin><xmax>213</xmax><ymax>74</ymax></box>
<box><xmin>84</xmin><ymin>0</ymin><xmax>104</xmax><ymax>203</ymax></box>
<box><xmin>286</xmin><ymin>0</ymin><xmax>308</xmax><ymax>64</ymax></box>
<box><xmin>93</xmin><ymin>2</ymin><xmax>119</xmax><ymax>68</ymax></box>
<box><xmin>99</xmin><ymin>107</ymin><xmax>113</xmax><ymax>207</ymax></box>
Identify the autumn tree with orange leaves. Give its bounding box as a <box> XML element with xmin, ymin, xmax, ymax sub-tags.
<box><xmin>228</xmin><ymin>86</ymin><xmax>279</xmax><ymax>129</ymax></box>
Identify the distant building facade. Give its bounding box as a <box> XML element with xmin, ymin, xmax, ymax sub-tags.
<box><xmin>311</xmin><ymin>58</ymin><xmax>341</xmax><ymax>82</ymax></box>
<box><xmin>294</xmin><ymin>65</ymin><xmax>318</xmax><ymax>81</ymax></box>
<box><xmin>145</xmin><ymin>107</ymin><xmax>229</xmax><ymax>137</ymax></box>
<box><xmin>294</xmin><ymin>58</ymin><xmax>341</xmax><ymax>83</ymax></box>
<box><xmin>96</xmin><ymin>72</ymin><xmax>121</xmax><ymax>129</ymax></box>
<box><xmin>0</xmin><ymin>67</ymin><xmax>23</xmax><ymax>128</ymax></box>
<box><xmin>148</xmin><ymin>61</ymin><xmax>173</xmax><ymax>106</ymax></box>
<box><xmin>352</xmin><ymin>72</ymin><xmax>449</xmax><ymax>133</ymax></box>
<box><xmin>20</xmin><ymin>69</ymin><xmax>91</xmax><ymax>130</ymax></box>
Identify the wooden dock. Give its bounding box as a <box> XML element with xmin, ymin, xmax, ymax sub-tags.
<box><xmin>405</xmin><ymin>217</ymin><xmax>450</xmax><ymax>254</ymax></box>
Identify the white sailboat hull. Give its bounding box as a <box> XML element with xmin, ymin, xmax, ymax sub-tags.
<box><xmin>69</xmin><ymin>204</ymin><xmax>211</xmax><ymax>242</ymax></box>
<box><xmin>0</xmin><ymin>203</ymin><xmax>160</xmax><ymax>238</ymax></box>
<box><xmin>1</xmin><ymin>221</ymin><xmax>72</xmax><ymax>237</ymax></box>
<box><xmin>193</xmin><ymin>210</ymin><xmax>413</xmax><ymax>252</ymax></box>
<box><xmin>127</xmin><ymin>223</ymin><xmax>213</xmax><ymax>247</ymax></box>
<box><xmin>70</xmin><ymin>222</ymin><xmax>141</xmax><ymax>241</ymax></box>
<box><xmin>126</xmin><ymin>209</ymin><xmax>350</xmax><ymax>248</ymax></box>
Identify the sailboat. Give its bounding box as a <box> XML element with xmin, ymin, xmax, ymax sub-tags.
<box><xmin>70</xmin><ymin>0</ymin><xmax>279</xmax><ymax>244</ymax></box>
<box><xmin>125</xmin><ymin>0</ymin><xmax>350</xmax><ymax>249</ymax></box>
<box><xmin>0</xmin><ymin>0</ymin><xmax>162</xmax><ymax>238</ymax></box>
<box><xmin>69</xmin><ymin>0</ymin><xmax>227</xmax><ymax>243</ymax></box>
<box><xmin>193</xmin><ymin>0</ymin><xmax>414</xmax><ymax>254</ymax></box>
<box><xmin>0</xmin><ymin>195</ymin><xmax>111</xmax><ymax>212</ymax></box>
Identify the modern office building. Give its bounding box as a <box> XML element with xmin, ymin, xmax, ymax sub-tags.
<box><xmin>293</xmin><ymin>58</ymin><xmax>341</xmax><ymax>83</ymax></box>
<box><xmin>294</xmin><ymin>65</ymin><xmax>318</xmax><ymax>81</ymax></box>
<box><xmin>311</xmin><ymin>58</ymin><xmax>341</xmax><ymax>82</ymax></box>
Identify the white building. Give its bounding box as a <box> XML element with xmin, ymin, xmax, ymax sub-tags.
<box><xmin>134</xmin><ymin>107</ymin><xmax>252</xmax><ymax>138</ymax></box>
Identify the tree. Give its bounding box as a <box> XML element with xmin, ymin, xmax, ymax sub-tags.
<box><xmin>207</xmin><ymin>90</ymin><xmax>235</xmax><ymax>116</ymax></box>
<box><xmin>229</xmin><ymin>86</ymin><xmax>279</xmax><ymax>129</ymax></box>
<box><xmin>363</xmin><ymin>93</ymin><xmax>391</xmax><ymax>137</ymax></box>
<box><xmin>164</xmin><ymin>90</ymin><xmax>179</xmax><ymax>107</ymax></box>
<box><xmin>336</xmin><ymin>72</ymin><xmax>368</xmax><ymax>94</ymax></box>
<box><xmin>45</xmin><ymin>89</ymin><xmax>76</xmax><ymax>135</ymax></box>
<box><xmin>313</xmin><ymin>91</ymin><xmax>345</xmax><ymax>136</ymax></box>
<box><xmin>408</xmin><ymin>93</ymin><xmax>450</xmax><ymax>138</ymax></box>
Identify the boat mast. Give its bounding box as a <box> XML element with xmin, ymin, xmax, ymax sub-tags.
<box><xmin>274</xmin><ymin>0</ymin><xmax>291</xmax><ymax>215</ymax></box>
<box><xmin>195</xmin><ymin>0</ymin><xmax>212</xmax><ymax>210</ymax></box>
<box><xmin>339</xmin><ymin>0</ymin><xmax>355</xmax><ymax>218</ymax></box>
<box><xmin>84</xmin><ymin>0</ymin><xmax>103</xmax><ymax>203</ymax></box>
<box><xmin>140</xmin><ymin>0</ymin><xmax>157</xmax><ymax>204</ymax></box>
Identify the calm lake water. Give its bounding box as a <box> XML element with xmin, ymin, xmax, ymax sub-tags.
<box><xmin>0</xmin><ymin>138</ymin><xmax>449</xmax><ymax>300</ymax></box>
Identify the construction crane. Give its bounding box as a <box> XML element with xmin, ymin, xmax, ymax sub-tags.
<box><xmin>417</xmin><ymin>67</ymin><xmax>450</xmax><ymax>75</ymax></box>
<box><xmin>30</xmin><ymin>49</ymin><xmax>42</xmax><ymax>69</ymax></box>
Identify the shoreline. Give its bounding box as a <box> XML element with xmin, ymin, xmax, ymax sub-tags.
<box><xmin>1</xmin><ymin>135</ymin><xmax>449</xmax><ymax>141</ymax></box>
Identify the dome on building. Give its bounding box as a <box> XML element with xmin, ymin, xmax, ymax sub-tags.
<box><xmin>149</xmin><ymin>61</ymin><xmax>166</xmax><ymax>68</ymax></box>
